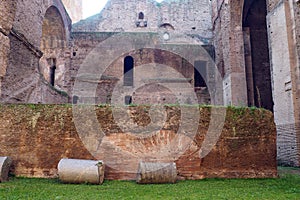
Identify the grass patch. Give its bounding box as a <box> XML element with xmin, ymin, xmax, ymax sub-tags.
<box><xmin>0</xmin><ymin>173</ymin><xmax>299</xmax><ymax>200</ymax></box>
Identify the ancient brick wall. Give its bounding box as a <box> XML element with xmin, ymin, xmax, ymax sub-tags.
<box><xmin>70</xmin><ymin>32</ymin><xmax>214</xmax><ymax>105</ymax></box>
<box><xmin>211</xmin><ymin>0</ymin><xmax>248</xmax><ymax>106</ymax></box>
<box><xmin>0</xmin><ymin>0</ymin><xmax>72</xmax><ymax>104</ymax></box>
<box><xmin>72</xmin><ymin>0</ymin><xmax>213</xmax><ymax>42</ymax></box>
<box><xmin>212</xmin><ymin>0</ymin><xmax>300</xmax><ymax>166</ymax></box>
<box><xmin>12</xmin><ymin>0</ymin><xmax>71</xmax><ymax>49</ymax></box>
<box><xmin>266</xmin><ymin>0</ymin><xmax>300</xmax><ymax>166</ymax></box>
<box><xmin>0</xmin><ymin>105</ymin><xmax>277</xmax><ymax>179</ymax></box>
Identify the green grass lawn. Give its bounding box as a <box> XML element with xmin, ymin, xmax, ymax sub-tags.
<box><xmin>0</xmin><ymin>172</ymin><xmax>299</xmax><ymax>200</ymax></box>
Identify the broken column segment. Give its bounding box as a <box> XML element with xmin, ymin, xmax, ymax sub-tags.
<box><xmin>58</xmin><ymin>159</ymin><xmax>104</xmax><ymax>184</ymax></box>
<box><xmin>0</xmin><ymin>157</ymin><xmax>12</xmax><ymax>182</ymax></box>
<box><xmin>136</xmin><ymin>162</ymin><xmax>177</xmax><ymax>184</ymax></box>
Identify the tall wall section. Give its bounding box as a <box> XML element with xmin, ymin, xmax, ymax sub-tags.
<box><xmin>211</xmin><ymin>0</ymin><xmax>248</xmax><ymax>106</ymax></box>
<box><xmin>212</xmin><ymin>0</ymin><xmax>300</xmax><ymax>166</ymax></box>
<box><xmin>266</xmin><ymin>0</ymin><xmax>300</xmax><ymax>166</ymax></box>
<box><xmin>70</xmin><ymin>0</ymin><xmax>217</xmax><ymax>105</ymax></box>
<box><xmin>73</xmin><ymin>0</ymin><xmax>213</xmax><ymax>41</ymax></box>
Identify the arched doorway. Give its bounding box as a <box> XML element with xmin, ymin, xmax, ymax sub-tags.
<box><xmin>243</xmin><ymin>0</ymin><xmax>273</xmax><ymax>111</ymax></box>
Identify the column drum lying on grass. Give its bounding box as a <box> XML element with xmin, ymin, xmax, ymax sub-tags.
<box><xmin>0</xmin><ymin>157</ymin><xmax>12</xmax><ymax>182</ymax></box>
<box><xmin>136</xmin><ymin>162</ymin><xmax>177</xmax><ymax>184</ymax></box>
<box><xmin>58</xmin><ymin>159</ymin><xmax>105</xmax><ymax>184</ymax></box>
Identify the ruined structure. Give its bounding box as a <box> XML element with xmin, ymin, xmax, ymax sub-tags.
<box><xmin>0</xmin><ymin>0</ymin><xmax>299</xmax><ymax>170</ymax></box>
<box><xmin>0</xmin><ymin>0</ymin><xmax>71</xmax><ymax>103</ymax></box>
<box><xmin>212</xmin><ymin>0</ymin><xmax>300</xmax><ymax>167</ymax></box>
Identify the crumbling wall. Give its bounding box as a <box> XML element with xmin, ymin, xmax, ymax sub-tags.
<box><xmin>0</xmin><ymin>0</ymin><xmax>72</xmax><ymax>104</ymax></box>
<box><xmin>72</xmin><ymin>0</ymin><xmax>213</xmax><ymax>42</ymax></box>
<box><xmin>71</xmin><ymin>32</ymin><xmax>213</xmax><ymax>105</ymax></box>
<box><xmin>0</xmin><ymin>104</ymin><xmax>277</xmax><ymax>179</ymax></box>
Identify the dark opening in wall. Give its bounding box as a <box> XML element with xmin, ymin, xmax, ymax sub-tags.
<box><xmin>50</xmin><ymin>66</ymin><xmax>56</xmax><ymax>86</ymax></box>
<box><xmin>49</xmin><ymin>58</ymin><xmax>57</xmax><ymax>86</ymax></box>
<box><xmin>194</xmin><ymin>61</ymin><xmax>207</xmax><ymax>88</ymax></box>
<box><xmin>124</xmin><ymin>56</ymin><xmax>134</xmax><ymax>86</ymax></box>
<box><xmin>125</xmin><ymin>95</ymin><xmax>132</xmax><ymax>105</ymax></box>
<box><xmin>243</xmin><ymin>0</ymin><xmax>273</xmax><ymax>111</ymax></box>
<box><xmin>138</xmin><ymin>12</ymin><xmax>144</xmax><ymax>20</ymax></box>
<box><xmin>72</xmin><ymin>95</ymin><xmax>79</xmax><ymax>104</ymax></box>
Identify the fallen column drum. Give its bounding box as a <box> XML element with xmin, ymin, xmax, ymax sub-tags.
<box><xmin>58</xmin><ymin>159</ymin><xmax>105</xmax><ymax>184</ymax></box>
<box><xmin>136</xmin><ymin>162</ymin><xmax>177</xmax><ymax>184</ymax></box>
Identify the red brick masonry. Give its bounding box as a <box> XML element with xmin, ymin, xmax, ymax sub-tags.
<box><xmin>0</xmin><ymin>105</ymin><xmax>277</xmax><ymax>180</ymax></box>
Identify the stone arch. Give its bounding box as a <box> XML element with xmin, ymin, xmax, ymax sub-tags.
<box><xmin>242</xmin><ymin>0</ymin><xmax>273</xmax><ymax>111</ymax></box>
<box><xmin>41</xmin><ymin>6</ymin><xmax>67</xmax><ymax>50</ymax></box>
<box><xmin>159</xmin><ymin>23</ymin><xmax>175</xmax><ymax>31</ymax></box>
<box><xmin>43</xmin><ymin>0</ymin><xmax>72</xmax><ymax>42</ymax></box>
<box><xmin>40</xmin><ymin>5</ymin><xmax>68</xmax><ymax>88</ymax></box>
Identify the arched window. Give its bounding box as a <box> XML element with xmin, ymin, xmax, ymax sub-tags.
<box><xmin>138</xmin><ymin>12</ymin><xmax>144</xmax><ymax>20</ymax></box>
<box><xmin>124</xmin><ymin>56</ymin><xmax>134</xmax><ymax>86</ymax></box>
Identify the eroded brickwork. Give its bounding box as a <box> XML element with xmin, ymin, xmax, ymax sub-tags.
<box><xmin>0</xmin><ymin>105</ymin><xmax>277</xmax><ymax>179</ymax></box>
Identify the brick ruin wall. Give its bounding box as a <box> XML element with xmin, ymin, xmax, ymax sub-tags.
<box><xmin>0</xmin><ymin>105</ymin><xmax>277</xmax><ymax>180</ymax></box>
<box><xmin>0</xmin><ymin>0</ymin><xmax>72</xmax><ymax>104</ymax></box>
<box><xmin>0</xmin><ymin>0</ymin><xmax>299</xmax><ymax>167</ymax></box>
<box><xmin>70</xmin><ymin>32</ymin><xmax>213</xmax><ymax>105</ymax></box>
<box><xmin>72</xmin><ymin>0</ymin><xmax>213</xmax><ymax>40</ymax></box>
<box><xmin>212</xmin><ymin>0</ymin><xmax>300</xmax><ymax>166</ymax></box>
<box><xmin>266</xmin><ymin>0</ymin><xmax>300</xmax><ymax>166</ymax></box>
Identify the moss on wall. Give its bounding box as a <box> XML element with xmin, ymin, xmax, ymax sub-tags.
<box><xmin>0</xmin><ymin>104</ymin><xmax>277</xmax><ymax>179</ymax></box>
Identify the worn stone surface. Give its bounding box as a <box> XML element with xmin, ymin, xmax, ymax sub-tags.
<box><xmin>0</xmin><ymin>105</ymin><xmax>277</xmax><ymax>179</ymax></box>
